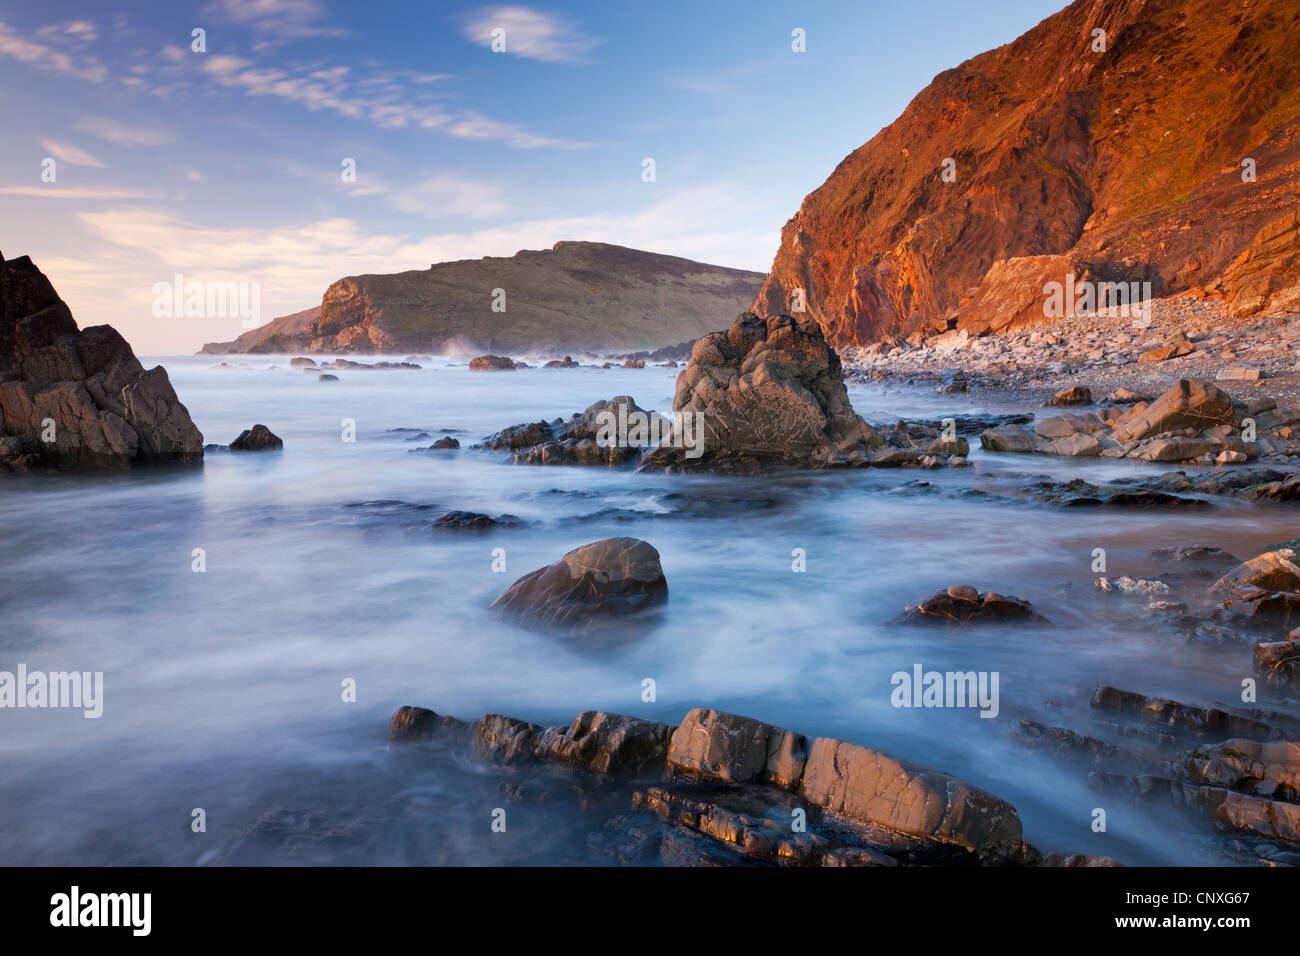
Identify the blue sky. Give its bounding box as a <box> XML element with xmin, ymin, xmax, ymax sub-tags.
<box><xmin>0</xmin><ymin>0</ymin><xmax>1067</xmax><ymax>352</ymax></box>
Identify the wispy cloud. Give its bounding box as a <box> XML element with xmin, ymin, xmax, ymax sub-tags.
<box><xmin>460</xmin><ymin>6</ymin><xmax>601</xmax><ymax>64</ymax></box>
<box><xmin>0</xmin><ymin>19</ymin><xmax>107</xmax><ymax>82</ymax></box>
<box><xmin>0</xmin><ymin>18</ymin><xmax>581</xmax><ymax>149</ymax></box>
<box><xmin>74</xmin><ymin>117</ymin><xmax>174</xmax><ymax>147</ymax></box>
<box><xmin>38</xmin><ymin>139</ymin><xmax>105</xmax><ymax>167</ymax></box>
<box><xmin>204</xmin><ymin>0</ymin><xmax>346</xmax><ymax>43</ymax></box>
<box><xmin>0</xmin><ymin>186</ymin><xmax>165</xmax><ymax>199</ymax></box>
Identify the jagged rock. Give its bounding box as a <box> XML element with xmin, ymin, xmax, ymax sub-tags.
<box><xmin>392</xmin><ymin>702</ymin><xmax>1035</xmax><ymax>865</ymax></box>
<box><xmin>1223</xmin><ymin>587</ymin><xmax>1300</xmax><ymax>629</ymax></box>
<box><xmin>980</xmin><ymin>380</ymin><xmax>1244</xmax><ymax>465</ymax></box>
<box><xmin>229</xmin><ymin>424</ymin><xmax>283</xmax><ymax>451</ymax></box>
<box><xmin>641</xmin><ymin>312</ymin><xmax>888</xmax><ymax>471</ymax></box>
<box><xmin>1213</xmin><ymin>549</ymin><xmax>1300</xmax><ymax>594</ymax></box>
<box><xmin>489</xmin><ymin>537</ymin><xmax>668</xmax><ymax>631</ymax></box>
<box><xmin>424</xmin><ymin>436</ymin><xmax>459</xmax><ymax>450</ymax></box>
<box><xmin>1114</xmin><ymin>380</ymin><xmax>1235</xmax><ymax>442</ymax></box>
<box><xmin>478</xmin><ymin>395</ymin><xmax>650</xmax><ymax>466</ymax></box>
<box><xmin>0</xmin><ymin>252</ymin><xmax>203</xmax><ymax>470</ymax></box>
<box><xmin>1089</xmin><ymin>685</ymin><xmax>1281</xmax><ymax>739</ymax></box>
<box><xmin>469</xmin><ymin>354</ymin><xmax>516</xmax><ymax>371</ymax></box>
<box><xmin>1254</xmin><ymin>639</ymin><xmax>1300</xmax><ymax>687</ymax></box>
<box><xmin>531</xmin><ymin>712</ymin><xmax>674</xmax><ymax>776</ymax></box>
<box><xmin>1177</xmin><ymin>739</ymin><xmax>1300</xmax><ymax>802</ymax></box>
<box><xmin>1222</xmin><ymin>209</ymin><xmax>1300</xmax><ymax>318</ymax></box>
<box><xmin>666</xmin><ymin>709</ymin><xmax>807</xmax><ymax>789</ymax></box>
<box><xmin>895</xmin><ymin>585</ymin><xmax>1048</xmax><ymax>626</ymax></box>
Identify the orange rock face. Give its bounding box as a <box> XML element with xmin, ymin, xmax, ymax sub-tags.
<box><xmin>755</xmin><ymin>0</ymin><xmax>1300</xmax><ymax>348</ymax></box>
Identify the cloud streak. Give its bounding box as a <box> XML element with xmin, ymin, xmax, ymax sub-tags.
<box><xmin>460</xmin><ymin>6</ymin><xmax>601</xmax><ymax>64</ymax></box>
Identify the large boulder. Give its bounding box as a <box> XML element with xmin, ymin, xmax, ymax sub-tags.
<box><xmin>799</xmin><ymin>737</ymin><xmax>1025</xmax><ymax>863</ymax></box>
<box><xmin>0</xmin><ymin>252</ymin><xmax>203</xmax><ymax>471</ymax></box>
<box><xmin>1113</xmin><ymin>380</ymin><xmax>1234</xmax><ymax>443</ymax></box>
<box><xmin>666</xmin><ymin>709</ymin><xmax>808</xmax><ymax>790</ymax></box>
<box><xmin>489</xmin><ymin>537</ymin><xmax>668</xmax><ymax>631</ymax></box>
<box><xmin>641</xmin><ymin>312</ymin><xmax>886</xmax><ymax>471</ymax></box>
<box><xmin>1213</xmin><ymin>549</ymin><xmax>1300</xmax><ymax>594</ymax></box>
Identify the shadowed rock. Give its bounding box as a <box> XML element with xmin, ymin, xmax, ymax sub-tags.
<box><xmin>0</xmin><ymin>252</ymin><xmax>203</xmax><ymax>471</ymax></box>
<box><xmin>229</xmin><ymin>424</ymin><xmax>283</xmax><ymax>451</ymax></box>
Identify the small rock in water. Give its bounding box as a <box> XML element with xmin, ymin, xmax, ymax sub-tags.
<box><xmin>229</xmin><ymin>424</ymin><xmax>283</xmax><ymax>451</ymax></box>
<box><xmin>894</xmin><ymin>585</ymin><xmax>1048</xmax><ymax>626</ymax></box>
<box><xmin>489</xmin><ymin>537</ymin><xmax>668</xmax><ymax>632</ymax></box>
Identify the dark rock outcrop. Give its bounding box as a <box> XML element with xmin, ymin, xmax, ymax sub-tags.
<box><xmin>229</xmin><ymin>424</ymin><xmax>283</xmax><ymax>451</ymax></box>
<box><xmin>895</xmin><ymin>585</ymin><xmax>1048</xmax><ymax>626</ymax></box>
<box><xmin>0</xmin><ymin>252</ymin><xmax>203</xmax><ymax>471</ymax></box>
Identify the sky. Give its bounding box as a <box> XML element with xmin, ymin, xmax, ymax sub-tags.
<box><xmin>0</xmin><ymin>0</ymin><xmax>1068</xmax><ymax>354</ymax></box>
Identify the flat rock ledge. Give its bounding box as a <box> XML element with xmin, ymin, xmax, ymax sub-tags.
<box><xmin>388</xmin><ymin>704</ymin><xmax>1075</xmax><ymax>867</ymax></box>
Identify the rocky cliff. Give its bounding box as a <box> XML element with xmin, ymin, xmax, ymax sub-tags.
<box><xmin>754</xmin><ymin>0</ymin><xmax>1300</xmax><ymax>346</ymax></box>
<box><xmin>0</xmin><ymin>252</ymin><xmax>203</xmax><ymax>471</ymax></box>
<box><xmin>202</xmin><ymin>242</ymin><xmax>765</xmax><ymax>355</ymax></box>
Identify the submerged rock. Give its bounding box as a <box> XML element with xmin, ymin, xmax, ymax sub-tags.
<box><xmin>0</xmin><ymin>252</ymin><xmax>203</xmax><ymax>471</ymax></box>
<box><xmin>431</xmin><ymin>510</ymin><xmax>520</xmax><ymax>530</ymax></box>
<box><xmin>489</xmin><ymin>537</ymin><xmax>668</xmax><ymax>631</ymax></box>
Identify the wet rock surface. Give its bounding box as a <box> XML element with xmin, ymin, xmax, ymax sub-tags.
<box><xmin>895</xmin><ymin>585</ymin><xmax>1049</xmax><ymax>626</ymax></box>
<box><xmin>489</xmin><ymin>537</ymin><xmax>668</xmax><ymax>632</ymax></box>
<box><xmin>386</xmin><ymin>704</ymin><xmax>1047</xmax><ymax>866</ymax></box>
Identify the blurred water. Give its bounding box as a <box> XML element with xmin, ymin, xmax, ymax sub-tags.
<box><xmin>0</xmin><ymin>355</ymin><xmax>1294</xmax><ymax>865</ymax></box>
